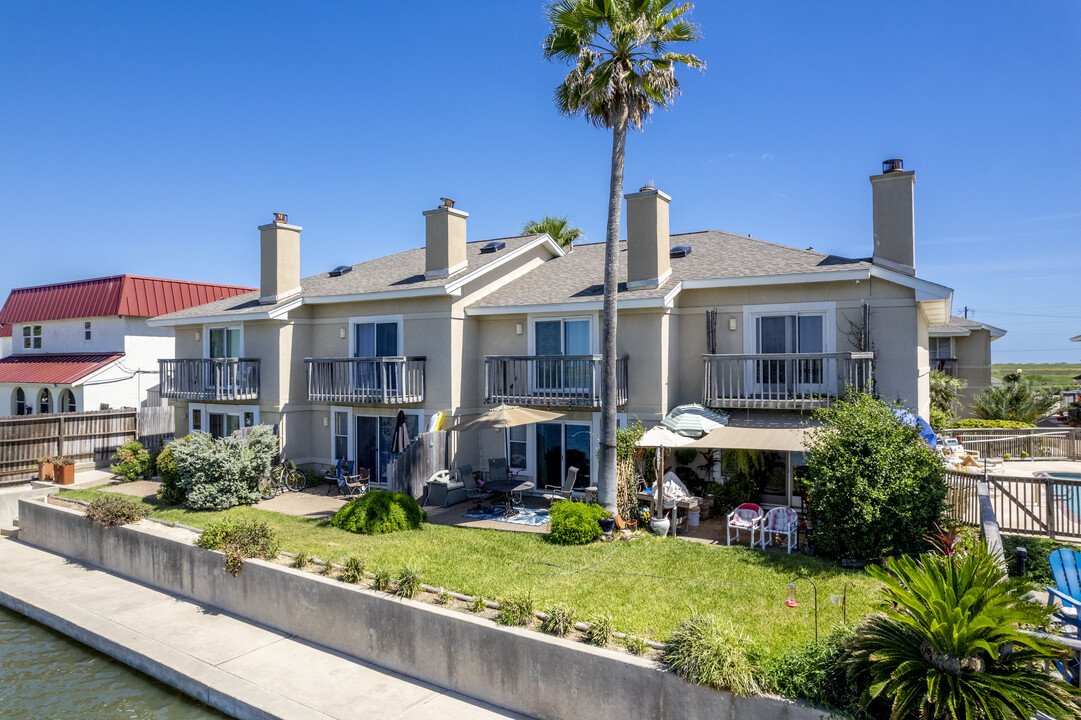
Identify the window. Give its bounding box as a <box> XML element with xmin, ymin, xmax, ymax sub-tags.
<box><xmin>333</xmin><ymin>410</ymin><xmax>350</xmax><ymax>461</ymax></box>
<box><xmin>208</xmin><ymin>327</ymin><xmax>241</xmax><ymax>359</ymax></box>
<box><xmin>84</xmin><ymin>322</ymin><xmax>92</xmax><ymax>340</ymax></box>
<box><xmin>535</xmin><ymin>422</ymin><xmax>591</xmax><ymax>490</ymax></box>
<box><xmin>507</xmin><ymin>425</ymin><xmax>527</xmax><ymax>470</ymax></box>
<box><xmin>59</xmin><ymin>389</ymin><xmax>76</xmax><ymax>413</ymax></box>
<box><xmin>37</xmin><ymin>388</ymin><xmax>52</xmax><ymax>414</ymax></box>
<box><xmin>533</xmin><ymin>317</ymin><xmax>591</xmax><ymax>390</ymax></box>
<box><xmin>22</xmin><ymin>325</ymin><xmax>41</xmax><ymax>349</ymax></box>
<box><xmin>13</xmin><ymin>388</ymin><xmax>27</xmax><ymax>416</ymax></box>
<box><xmin>929</xmin><ymin>337</ymin><xmax>953</xmax><ymax>360</ymax></box>
<box><xmin>189</xmin><ymin>403</ymin><xmax>257</xmax><ymax>437</ymax></box>
<box><xmin>191</xmin><ymin>408</ymin><xmax>202</xmax><ymax>431</ymax></box>
<box><xmin>750</xmin><ymin>310</ymin><xmax>828</xmax><ymax>389</ymax></box>
<box><xmin>352</xmin><ymin>319</ymin><xmax>399</xmax><ymax>358</ymax></box>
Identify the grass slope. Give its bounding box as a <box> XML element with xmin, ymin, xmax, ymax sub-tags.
<box><xmin>992</xmin><ymin>363</ymin><xmax>1081</xmax><ymax>390</ymax></box>
<box><xmin>59</xmin><ymin>487</ymin><xmax>876</xmax><ymax>651</ymax></box>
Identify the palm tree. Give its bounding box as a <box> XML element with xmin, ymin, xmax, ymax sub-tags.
<box><xmin>970</xmin><ymin>378</ymin><xmax>1058</xmax><ymax>423</ymax></box>
<box><xmin>521</xmin><ymin>215</ymin><xmax>583</xmax><ymax>247</ymax></box>
<box><xmin>929</xmin><ymin>369</ymin><xmax>967</xmax><ymax>428</ymax></box>
<box><xmin>543</xmin><ymin>0</ymin><xmax>703</xmax><ymax>511</ymax></box>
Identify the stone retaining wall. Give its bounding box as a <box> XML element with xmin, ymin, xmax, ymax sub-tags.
<box><xmin>17</xmin><ymin>498</ymin><xmax>825</xmax><ymax>720</ymax></box>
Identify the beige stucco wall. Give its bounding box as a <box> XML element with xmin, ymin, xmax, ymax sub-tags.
<box><xmin>953</xmin><ymin>329</ymin><xmax>993</xmax><ymax>416</ymax></box>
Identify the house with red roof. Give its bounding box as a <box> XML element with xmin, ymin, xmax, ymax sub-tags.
<box><xmin>0</xmin><ymin>324</ymin><xmax>11</xmax><ymax>360</ymax></box>
<box><xmin>0</xmin><ymin>276</ymin><xmax>253</xmax><ymax>416</ymax></box>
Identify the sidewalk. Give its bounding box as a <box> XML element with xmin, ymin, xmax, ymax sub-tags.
<box><xmin>0</xmin><ymin>536</ymin><xmax>528</xmax><ymax>720</ymax></box>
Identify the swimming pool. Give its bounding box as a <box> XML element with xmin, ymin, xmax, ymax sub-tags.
<box><xmin>1047</xmin><ymin>473</ymin><xmax>1081</xmax><ymax>482</ymax></box>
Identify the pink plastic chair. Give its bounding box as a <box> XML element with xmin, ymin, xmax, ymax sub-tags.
<box><xmin>761</xmin><ymin>507</ymin><xmax>799</xmax><ymax>553</ymax></box>
<box><xmin>726</xmin><ymin>503</ymin><xmax>763</xmax><ymax>547</ymax></box>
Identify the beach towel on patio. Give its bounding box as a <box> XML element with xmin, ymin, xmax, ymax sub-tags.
<box><xmin>654</xmin><ymin>471</ymin><xmax>691</xmax><ymax>509</ymax></box>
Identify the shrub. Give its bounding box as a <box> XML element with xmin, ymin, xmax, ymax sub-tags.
<box><xmin>971</xmin><ymin>379</ymin><xmax>1059</xmax><ymax>424</ymax></box>
<box><xmin>290</xmin><ymin>553</ymin><xmax>310</xmax><ymax>570</ymax></box>
<box><xmin>541</xmin><ymin>604</ymin><xmax>576</xmax><ymax>636</ymax></box>
<box><xmin>1002</xmin><ymin>535</ymin><xmax>1077</xmax><ymax>585</ymax></box>
<box><xmin>846</xmin><ymin>547</ymin><xmax>1078</xmax><ymax>719</ymax></box>
<box><xmin>712</xmin><ymin>473</ymin><xmax>757</xmax><ymax>516</ymax></box>
<box><xmin>372</xmin><ymin>568</ymin><xmax>392</xmax><ymax>592</ymax></box>
<box><xmin>803</xmin><ymin>393</ymin><xmax>947</xmax><ymax>560</ymax></box>
<box><xmin>761</xmin><ymin>625</ymin><xmax>874</xmax><ymax>719</ymax></box>
<box><xmin>172</xmin><ymin>427</ymin><xmax>277</xmax><ymax>511</ymax></box>
<box><xmin>663</xmin><ymin>615</ymin><xmax>761</xmax><ymax>696</ymax></box>
<box><xmin>622</xmin><ymin>635</ymin><xmax>648</xmax><ymax>656</ymax></box>
<box><xmin>85</xmin><ymin>496</ymin><xmax>149</xmax><ymax>527</ymax></box>
<box><xmin>588</xmin><ymin>614</ymin><xmax>614</xmax><ymax>647</ymax></box>
<box><xmin>496</xmin><ymin>591</ymin><xmax>536</xmax><ymax>626</ymax></box>
<box><xmin>155</xmin><ymin>440</ymin><xmax>185</xmax><ymax>504</ymax></box>
<box><xmin>329</xmin><ymin>490</ymin><xmax>425</xmax><ymax>535</ymax></box>
<box><xmin>950</xmin><ymin>418</ymin><xmax>1036</xmax><ymax>429</ymax></box>
<box><xmin>549</xmin><ymin>500</ymin><xmax>608</xmax><ymax>545</ymax></box>
<box><xmin>471</xmin><ymin>595</ymin><xmax>487</xmax><ymax>612</ymax></box>
<box><xmin>110</xmin><ymin>441</ymin><xmax>150</xmax><ymax>482</ymax></box>
<box><xmin>195</xmin><ymin>518</ymin><xmax>280</xmax><ymax>576</ymax></box>
<box><xmin>394</xmin><ymin>565</ymin><xmax>422</xmax><ymax>599</ymax></box>
<box><xmin>339</xmin><ymin>556</ymin><xmax>365</xmax><ymax>584</ymax></box>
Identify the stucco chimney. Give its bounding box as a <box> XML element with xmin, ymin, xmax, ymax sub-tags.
<box><xmin>625</xmin><ymin>184</ymin><xmax>672</xmax><ymax>289</ymax></box>
<box><xmin>423</xmin><ymin>198</ymin><xmax>468</xmax><ymax>279</ymax></box>
<box><xmin>871</xmin><ymin>159</ymin><xmax>916</xmax><ymax>275</ymax></box>
<box><xmin>258</xmin><ymin>212</ymin><xmax>302</xmax><ymax>305</ymax></box>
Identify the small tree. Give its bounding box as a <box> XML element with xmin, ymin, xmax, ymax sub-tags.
<box><xmin>803</xmin><ymin>393</ymin><xmax>946</xmax><ymax>560</ymax></box>
<box><xmin>929</xmin><ymin>369</ymin><xmax>967</xmax><ymax>429</ymax></box>
<box><xmin>971</xmin><ymin>377</ymin><xmax>1058</xmax><ymax>424</ymax></box>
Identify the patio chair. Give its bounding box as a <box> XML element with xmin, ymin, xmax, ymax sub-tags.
<box><xmin>540</xmin><ymin>466</ymin><xmax>578</xmax><ymax>507</ymax></box>
<box><xmin>326</xmin><ymin>460</ymin><xmax>369</xmax><ymax>498</ymax></box>
<box><xmin>459</xmin><ymin>465</ymin><xmax>488</xmax><ymax>510</ymax></box>
<box><xmin>726</xmin><ymin>502</ymin><xmax>763</xmax><ymax>547</ymax></box>
<box><xmin>489</xmin><ymin>458</ymin><xmax>510</xmax><ymax>484</ymax></box>
<box><xmin>760</xmin><ymin>506</ymin><xmax>799</xmax><ymax>553</ymax></box>
<box><xmin>1047</xmin><ymin>548</ymin><xmax>1081</xmax><ymax>683</ymax></box>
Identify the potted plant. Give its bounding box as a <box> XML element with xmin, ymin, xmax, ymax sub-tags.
<box><xmin>598</xmin><ymin>510</ymin><xmax>615</xmax><ymax>534</ymax></box>
<box><xmin>36</xmin><ymin>456</ymin><xmax>55</xmax><ymax>483</ymax></box>
<box><xmin>53</xmin><ymin>457</ymin><xmax>76</xmax><ymax>485</ymax></box>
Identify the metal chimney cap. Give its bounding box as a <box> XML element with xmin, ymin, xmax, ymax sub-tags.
<box><xmin>640</xmin><ymin>179</ymin><xmax>656</xmax><ymax>192</ymax></box>
<box><xmin>882</xmin><ymin>159</ymin><xmax>904</xmax><ymax>174</ymax></box>
<box><xmin>273</xmin><ymin>212</ymin><xmax>289</xmax><ymax>223</ymax></box>
<box><xmin>438</xmin><ymin>197</ymin><xmax>456</xmax><ymax>209</ymax></box>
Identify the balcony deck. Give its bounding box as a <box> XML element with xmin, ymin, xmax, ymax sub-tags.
<box><xmin>485</xmin><ymin>355</ymin><xmax>628</xmax><ymax>408</ymax></box>
<box><xmin>306</xmin><ymin>357</ymin><xmax>425</xmax><ymax>405</ymax></box>
<box><xmin>703</xmin><ymin>352</ymin><xmax>874</xmax><ymax>410</ymax></box>
<box><xmin>159</xmin><ymin>358</ymin><xmax>260</xmax><ymax>402</ymax></box>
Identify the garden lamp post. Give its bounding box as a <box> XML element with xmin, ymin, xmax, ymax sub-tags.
<box><xmin>784</xmin><ymin>574</ymin><xmax>818</xmax><ymax>644</ymax></box>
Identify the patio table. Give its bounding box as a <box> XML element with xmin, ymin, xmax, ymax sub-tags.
<box><xmin>484</xmin><ymin>478</ymin><xmax>535</xmax><ymax>517</ymax></box>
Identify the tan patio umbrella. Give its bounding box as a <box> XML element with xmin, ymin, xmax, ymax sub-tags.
<box><xmin>447</xmin><ymin>404</ymin><xmax>564</xmax><ymax>432</ymax></box>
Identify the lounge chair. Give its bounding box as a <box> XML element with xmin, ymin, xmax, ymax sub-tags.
<box><xmin>760</xmin><ymin>507</ymin><xmax>799</xmax><ymax>553</ymax></box>
<box><xmin>326</xmin><ymin>460</ymin><xmax>369</xmax><ymax>497</ymax></box>
<box><xmin>540</xmin><ymin>466</ymin><xmax>578</xmax><ymax>506</ymax></box>
<box><xmin>726</xmin><ymin>502</ymin><xmax>763</xmax><ymax>547</ymax></box>
<box><xmin>459</xmin><ymin>465</ymin><xmax>488</xmax><ymax>509</ymax></box>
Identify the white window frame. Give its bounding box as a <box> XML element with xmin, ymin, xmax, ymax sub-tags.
<box><xmin>189</xmin><ymin>402</ymin><xmax>259</xmax><ymax>436</ymax></box>
<box><xmin>742</xmin><ymin>302</ymin><xmax>836</xmax><ymax>396</ymax></box>
<box><xmin>929</xmin><ymin>336</ymin><xmax>954</xmax><ymax>360</ymax></box>
<box><xmin>202</xmin><ymin>324</ymin><xmax>244</xmax><ymax>359</ymax></box>
<box><xmin>84</xmin><ymin>321</ymin><xmax>92</xmax><ymax>341</ymax></box>
<box><xmin>22</xmin><ymin>325</ymin><xmax>42</xmax><ymax>350</ymax></box>
<box><xmin>527</xmin><ymin>314</ymin><xmax>595</xmax><ymax>395</ymax></box>
<box><xmin>348</xmin><ymin>315</ymin><xmax>404</xmax><ymax>358</ymax></box>
<box><xmin>511</xmin><ymin>414</ymin><xmax>597</xmax><ymax>491</ymax></box>
<box><xmin>330</xmin><ymin>406</ymin><xmax>353</xmax><ymax>464</ymax></box>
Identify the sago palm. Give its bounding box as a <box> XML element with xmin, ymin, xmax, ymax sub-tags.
<box><xmin>846</xmin><ymin>547</ymin><xmax>1079</xmax><ymax>719</ymax></box>
<box><xmin>543</xmin><ymin>0</ymin><xmax>703</xmax><ymax>511</ymax></box>
<box><xmin>522</xmin><ymin>215</ymin><xmax>584</xmax><ymax>247</ymax></box>
<box><xmin>970</xmin><ymin>378</ymin><xmax>1059</xmax><ymax>423</ymax></box>
<box><xmin>929</xmin><ymin>369</ymin><xmax>967</xmax><ymax>416</ymax></box>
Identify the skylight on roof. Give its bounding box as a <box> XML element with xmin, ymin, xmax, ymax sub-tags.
<box><xmin>328</xmin><ymin>265</ymin><xmax>353</xmax><ymax>277</ymax></box>
<box><xmin>670</xmin><ymin>245</ymin><xmax>692</xmax><ymax>258</ymax></box>
<box><xmin>480</xmin><ymin>241</ymin><xmax>506</xmax><ymax>255</ymax></box>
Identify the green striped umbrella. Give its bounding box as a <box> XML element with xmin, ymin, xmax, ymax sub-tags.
<box><xmin>660</xmin><ymin>404</ymin><xmax>730</xmax><ymax>438</ymax></box>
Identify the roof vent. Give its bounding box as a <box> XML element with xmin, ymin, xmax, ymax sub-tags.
<box><xmin>479</xmin><ymin>241</ymin><xmax>506</xmax><ymax>254</ymax></box>
<box><xmin>439</xmin><ymin>197</ymin><xmax>455</xmax><ymax>209</ymax></box>
<box><xmin>670</xmin><ymin>245</ymin><xmax>692</xmax><ymax>258</ymax></box>
<box><xmin>882</xmin><ymin>158</ymin><xmax>904</xmax><ymax>174</ymax></box>
<box><xmin>328</xmin><ymin>265</ymin><xmax>353</xmax><ymax>277</ymax></box>
<box><xmin>273</xmin><ymin>212</ymin><xmax>288</xmax><ymax>224</ymax></box>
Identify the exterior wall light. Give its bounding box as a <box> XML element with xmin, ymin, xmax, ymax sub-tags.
<box><xmin>728</xmin><ymin>318</ymin><xmax>737</xmax><ymax>331</ymax></box>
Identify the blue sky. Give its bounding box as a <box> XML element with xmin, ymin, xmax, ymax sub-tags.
<box><xmin>1</xmin><ymin>1</ymin><xmax>1078</xmax><ymax>363</ymax></box>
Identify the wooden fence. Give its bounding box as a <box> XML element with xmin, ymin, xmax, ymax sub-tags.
<box><xmin>386</xmin><ymin>431</ymin><xmax>449</xmax><ymax>499</ymax></box>
<box><xmin>940</xmin><ymin>427</ymin><xmax>1081</xmax><ymax>461</ymax></box>
<box><xmin>946</xmin><ymin>469</ymin><xmax>1081</xmax><ymax>540</ymax></box>
<box><xmin>0</xmin><ymin>409</ymin><xmax>138</xmax><ymax>484</ymax></box>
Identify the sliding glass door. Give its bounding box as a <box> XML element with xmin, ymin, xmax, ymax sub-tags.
<box><xmin>753</xmin><ymin>313</ymin><xmax>825</xmax><ymax>395</ymax></box>
<box><xmin>535</xmin><ymin>422</ymin><xmax>591</xmax><ymax>491</ymax></box>
<box><xmin>534</xmin><ymin>318</ymin><xmax>590</xmax><ymax>392</ymax></box>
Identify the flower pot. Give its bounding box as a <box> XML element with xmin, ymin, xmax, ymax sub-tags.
<box><xmin>55</xmin><ymin>464</ymin><xmax>75</xmax><ymax>485</ymax></box>
<box><xmin>650</xmin><ymin>517</ymin><xmax>671</xmax><ymax>537</ymax></box>
<box><xmin>625</xmin><ymin>519</ymin><xmax>638</xmax><ymax>532</ymax></box>
<box><xmin>37</xmin><ymin>462</ymin><xmax>54</xmax><ymax>483</ymax></box>
<box><xmin>599</xmin><ymin>517</ymin><xmax>615</xmax><ymax>534</ymax></box>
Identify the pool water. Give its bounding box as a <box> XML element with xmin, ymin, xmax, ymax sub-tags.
<box><xmin>1049</xmin><ymin>473</ymin><xmax>1081</xmax><ymax>482</ymax></box>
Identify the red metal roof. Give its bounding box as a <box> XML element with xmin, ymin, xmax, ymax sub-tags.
<box><xmin>0</xmin><ymin>275</ymin><xmax>254</xmax><ymax>324</ymax></box>
<box><xmin>0</xmin><ymin>353</ymin><xmax>124</xmax><ymax>385</ymax></box>
<box><xmin>0</xmin><ymin>325</ymin><xmax>10</xmax><ymax>338</ymax></box>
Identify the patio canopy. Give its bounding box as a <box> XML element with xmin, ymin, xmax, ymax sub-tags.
<box><xmin>635</xmin><ymin>425</ymin><xmax>694</xmax><ymax>448</ymax></box>
<box><xmin>682</xmin><ymin>426</ymin><xmax>811</xmax><ymax>452</ymax></box>
<box><xmin>447</xmin><ymin>404</ymin><xmax>564</xmax><ymax>432</ymax></box>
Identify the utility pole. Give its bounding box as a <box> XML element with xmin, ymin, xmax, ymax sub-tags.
<box><xmin>962</xmin><ymin>306</ymin><xmax>972</xmax><ymax>319</ymax></box>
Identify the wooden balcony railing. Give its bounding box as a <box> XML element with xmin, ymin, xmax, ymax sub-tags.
<box><xmin>159</xmin><ymin>359</ymin><xmax>260</xmax><ymax>401</ymax></box>
<box><xmin>703</xmin><ymin>352</ymin><xmax>874</xmax><ymax>410</ymax></box>
<box><xmin>306</xmin><ymin>357</ymin><xmax>425</xmax><ymax>404</ymax></box>
<box><xmin>485</xmin><ymin>355</ymin><xmax>628</xmax><ymax>408</ymax></box>
<box><xmin>932</xmin><ymin>357</ymin><xmax>959</xmax><ymax>377</ymax></box>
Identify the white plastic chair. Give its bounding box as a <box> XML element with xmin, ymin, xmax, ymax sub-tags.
<box><xmin>761</xmin><ymin>507</ymin><xmax>799</xmax><ymax>553</ymax></box>
<box><xmin>726</xmin><ymin>503</ymin><xmax>763</xmax><ymax>547</ymax></box>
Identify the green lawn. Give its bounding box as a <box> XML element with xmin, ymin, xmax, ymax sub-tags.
<box><xmin>992</xmin><ymin>363</ymin><xmax>1081</xmax><ymax>390</ymax></box>
<box><xmin>58</xmin><ymin>487</ymin><xmax>879</xmax><ymax>652</ymax></box>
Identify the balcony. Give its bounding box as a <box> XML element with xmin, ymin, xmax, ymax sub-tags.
<box><xmin>306</xmin><ymin>357</ymin><xmax>425</xmax><ymax>405</ymax></box>
<box><xmin>703</xmin><ymin>352</ymin><xmax>874</xmax><ymax>410</ymax></box>
<box><xmin>932</xmin><ymin>357</ymin><xmax>958</xmax><ymax>377</ymax></box>
<box><xmin>159</xmin><ymin>359</ymin><xmax>260</xmax><ymax>401</ymax></box>
<box><xmin>485</xmin><ymin>355</ymin><xmax>628</xmax><ymax>408</ymax></box>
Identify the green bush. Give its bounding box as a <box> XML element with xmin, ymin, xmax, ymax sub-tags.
<box><xmin>329</xmin><ymin>490</ymin><xmax>425</xmax><ymax>535</ymax></box>
<box><xmin>587</xmin><ymin>614</ymin><xmax>614</xmax><ymax>646</ymax></box>
<box><xmin>110</xmin><ymin>441</ymin><xmax>150</xmax><ymax>482</ymax></box>
<box><xmin>172</xmin><ymin>427</ymin><xmax>278</xmax><ymax>511</ymax></box>
<box><xmin>1002</xmin><ymin>535</ymin><xmax>1077</xmax><ymax>585</ymax></box>
<box><xmin>496</xmin><ymin>591</ymin><xmax>536</xmax><ymax>627</ymax></box>
<box><xmin>85</xmin><ymin>496</ymin><xmax>150</xmax><ymax>527</ymax></box>
<box><xmin>195</xmin><ymin>518</ymin><xmax>280</xmax><ymax>576</ymax></box>
<box><xmin>950</xmin><ymin>418</ymin><xmax>1036</xmax><ymax>429</ymax></box>
<box><xmin>549</xmin><ymin>500</ymin><xmax>608</xmax><ymax>545</ymax></box>
<box><xmin>155</xmin><ymin>440</ymin><xmax>185</xmax><ymax>504</ymax></box>
<box><xmin>803</xmin><ymin>394</ymin><xmax>947</xmax><ymax>560</ymax></box>
<box><xmin>663</xmin><ymin>615</ymin><xmax>761</xmax><ymax>696</ymax></box>
<box><xmin>712</xmin><ymin>473</ymin><xmax>758</xmax><ymax>516</ymax></box>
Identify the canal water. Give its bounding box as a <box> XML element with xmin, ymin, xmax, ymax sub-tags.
<box><xmin>0</xmin><ymin>605</ymin><xmax>228</xmax><ymax>719</ymax></box>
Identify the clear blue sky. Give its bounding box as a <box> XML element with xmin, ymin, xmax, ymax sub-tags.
<box><xmin>1</xmin><ymin>1</ymin><xmax>1078</xmax><ymax>363</ymax></box>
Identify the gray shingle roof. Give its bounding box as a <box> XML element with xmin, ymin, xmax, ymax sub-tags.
<box><xmin>929</xmin><ymin>316</ymin><xmax>1006</xmax><ymax>339</ymax></box>
<box><xmin>155</xmin><ymin>234</ymin><xmax>545</xmax><ymax>321</ymax></box>
<box><xmin>469</xmin><ymin>230</ymin><xmax>872</xmax><ymax>309</ymax></box>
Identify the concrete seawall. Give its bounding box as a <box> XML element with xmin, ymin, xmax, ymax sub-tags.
<box><xmin>16</xmin><ymin>498</ymin><xmax>826</xmax><ymax>720</ymax></box>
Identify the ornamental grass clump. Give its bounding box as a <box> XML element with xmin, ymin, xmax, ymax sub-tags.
<box><xmin>549</xmin><ymin>500</ymin><xmax>608</xmax><ymax>545</ymax></box>
<box><xmin>663</xmin><ymin>615</ymin><xmax>761</xmax><ymax>696</ymax></box>
<box><xmin>372</xmin><ymin>568</ymin><xmax>393</xmax><ymax>592</ymax></box>
<box><xmin>339</xmin><ymin>556</ymin><xmax>365</xmax><ymax>584</ymax></box>
<box><xmin>196</xmin><ymin>518</ymin><xmax>280</xmax><ymax>576</ymax></box>
<box><xmin>496</xmin><ymin>591</ymin><xmax>536</xmax><ymax>627</ymax></box>
<box><xmin>329</xmin><ymin>490</ymin><xmax>425</xmax><ymax>535</ymax></box>
<box><xmin>587</xmin><ymin>614</ymin><xmax>615</xmax><ymax>647</ymax></box>
<box><xmin>85</xmin><ymin>496</ymin><xmax>150</xmax><ymax>527</ymax></box>
<box><xmin>541</xmin><ymin>604</ymin><xmax>576</xmax><ymax>636</ymax></box>
<box><xmin>394</xmin><ymin>565</ymin><xmax>422</xmax><ymax>599</ymax></box>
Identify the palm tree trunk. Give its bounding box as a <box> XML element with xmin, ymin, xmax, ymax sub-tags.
<box><xmin>598</xmin><ymin>113</ymin><xmax>628</xmax><ymax>513</ymax></box>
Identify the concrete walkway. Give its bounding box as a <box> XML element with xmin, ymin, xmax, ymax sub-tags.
<box><xmin>0</xmin><ymin>536</ymin><xmax>528</xmax><ymax>720</ymax></box>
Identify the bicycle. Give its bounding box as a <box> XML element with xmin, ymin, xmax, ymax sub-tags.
<box><xmin>257</xmin><ymin>458</ymin><xmax>307</xmax><ymax>499</ymax></box>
